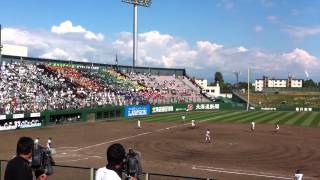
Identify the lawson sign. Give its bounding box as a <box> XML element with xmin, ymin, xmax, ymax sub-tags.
<box><xmin>125</xmin><ymin>105</ymin><xmax>151</xmax><ymax>117</ymax></box>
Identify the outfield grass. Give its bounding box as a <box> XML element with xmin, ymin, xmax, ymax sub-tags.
<box><xmin>137</xmin><ymin>111</ymin><xmax>320</xmax><ymax>128</ymax></box>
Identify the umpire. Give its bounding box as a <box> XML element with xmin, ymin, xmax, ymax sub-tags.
<box><xmin>4</xmin><ymin>136</ymin><xmax>34</xmax><ymax>180</ymax></box>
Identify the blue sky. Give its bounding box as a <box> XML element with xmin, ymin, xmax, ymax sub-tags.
<box><xmin>1</xmin><ymin>0</ymin><xmax>320</xmax><ymax>82</ymax></box>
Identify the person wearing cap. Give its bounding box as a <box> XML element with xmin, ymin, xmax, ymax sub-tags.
<box><xmin>35</xmin><ymin>169</ymin><xmax>48</xmax><ymax>180</ymax></box>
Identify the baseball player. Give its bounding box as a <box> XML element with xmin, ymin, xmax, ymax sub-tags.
<box><xmin>181</xmin><ymin>115</ymin><xmax>186</xmax><ymax>123</ymax></box>
<box><xmin>274</xmin><ymin>123</ymin><xmax>280</xmax><ymax>133</ymax></box>
<box><xmin>251</xmin><ymin>121</ymin><xmax>255</xmax><ymax>133</ymax></box>
<box><xmin>137</xmin><ymin>120</ymin><xmax>141</xmax><ymax>129</ymax></box>
<box><xmin>34</xmin><ymin>137</ymin><xmax>40</xmax><ymax>149</ymax></box>
<box><xmin>47</xmin><ymin>137</ymin><xmax>52</xmax><ymax>149</ymax></box>
<box><xmin>191</xmin><ymin>120</ymin><xmax>195</xmax><ymax>128</ymax></box>
<box><xmin>205</xmin><ymin>129</ymin><xmax>211</xmax><ymax>143</ymax></box>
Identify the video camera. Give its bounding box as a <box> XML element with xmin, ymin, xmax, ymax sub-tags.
<box><xmin>123</xmin><ymin>148</ymin><xmax>143</xmax><ymax>179</ymax></box>
<box><xmin>31</xmin><ymin>146</ymin><xmax>55</xmax><ymax>176</ymax></box>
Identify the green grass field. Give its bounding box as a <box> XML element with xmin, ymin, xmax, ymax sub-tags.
<box><xmin>138</xmin><ymin>111</ymin><xmax>320</xmax><ymax>128</ymax></box>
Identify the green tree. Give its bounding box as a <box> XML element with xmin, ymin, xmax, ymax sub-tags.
<box><xmin>214</xmin><ymin>72</ymin><xmax>224</xmax><ymax>85</ymax></box>
<box><xmin>237</xmin><ymin>82</ymin><xmax>253</xmax><ymax>90</ymax></box>
<box><xmin>303</xmin><ymin>79</ymin><xmax>317</xmax><ymax>88</ymax></box>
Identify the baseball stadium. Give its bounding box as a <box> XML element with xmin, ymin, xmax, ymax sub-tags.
<box><xmin>1</xmin><ymin>1</ymin><xmax>320</xmax><ymax>180</ymax></box>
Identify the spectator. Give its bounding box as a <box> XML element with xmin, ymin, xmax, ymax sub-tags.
<box><xmin>4</xmin><ymin>136</ymin><xmax>34</xmax><ymax>180</ymax></box>
<box><xmin>96</xmin><ymin>143</ymin><xmax>137</xmax><ymax>180</ymax></box>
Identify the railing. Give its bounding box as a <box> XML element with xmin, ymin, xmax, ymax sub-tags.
<box><xmin>0</xmin><ymin>160</ymin><xmax>216</xmax><ymax>180</ymax></box>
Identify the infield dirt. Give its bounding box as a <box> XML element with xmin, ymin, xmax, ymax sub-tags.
<box><xmin>1</xmin><ymin>120</ymin><xmax>319</xmax><ymax>180</ymax></box>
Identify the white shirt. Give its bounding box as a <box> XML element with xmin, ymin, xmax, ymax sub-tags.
<box><xmin>251</xmin><ymin>122</ymin><xmax>255</xmax><ymax>128</ymax></box>
<box><xmin>206</xmin><ymin>130</ymin><xmax>210</xmax><ymax>136</ymax></box>
<box><xmin>191</xmin><ymin>120</ymin><xmax>195</xmax><ymax>127</ymax></box>
<box><xmin>47</xmin><ymin>139</ymin><xmax>52</xmax><ymax>148</ymax></box>
<box><xmin>95</xmin><ymin>167</ymin><xmax>121</xmax><ymax>180</ymax></box>
<box><xmin>294</xmin><ymin>173</ymin><xmax>303</xmax><ymax>180</ymax></box>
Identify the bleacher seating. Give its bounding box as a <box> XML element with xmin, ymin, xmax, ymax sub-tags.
<box><xmin>0</xmin><ymin>61</ymin><xmax>208</xmax><ymax>114</ymax></box>
<box><xmin>127</xmin><ymin>72</ymin><xmax>209</xmax><ymax>104</ymax></box>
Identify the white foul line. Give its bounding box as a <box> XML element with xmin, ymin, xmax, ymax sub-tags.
<box><xmin>70</xmin><ymin>120</ymin><xmax>200</xmax><ymax>152</ymax></box>
<box><xmin>192</xmin><ymin>166</ymin><xmax>292</xmax><ymax>179</ymax></box>
<box><xmin>71</xmin><ymin>131</ymin><xmax>152</xmax><ymax>152</ymax></box>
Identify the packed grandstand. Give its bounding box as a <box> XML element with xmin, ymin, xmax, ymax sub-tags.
<box><xmin>0</xmin><ymin>55</ymin><xmax>210</xmax><ymax>115</ymax></box>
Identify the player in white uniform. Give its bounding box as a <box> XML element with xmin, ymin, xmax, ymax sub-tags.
<box><xmin>205</xmin><ymin>129</ymin><xmax>211</xmax><ymax>143</ymax></box>
<box><xmin>181</xmin><ymin>115</ymin><xmax>186</xmax><ymax>123</ymax></box>
<box><xmin>47</xmin><ymin>137</ymin><xmax>52</xmax><ymax>149</ymax></box>
<box><xmin>191</xmin><ymin>120</ymin><xmax>195</xmax><ymax>128</ymax></box>
<box><xmin>137</xmin><ymin>120</ymin><xmax>141</xmax><ymax>129</ymax></box>
<box><xmin>34</xmin><ymin>137</ymin><xmax>40</xmax><ymax>149</ymax></box>
<box><xmin>275</xmin><ymin>123</ymin><xmax>280</xmax><ymax>133</ymax></box>
<box><xmin>293</xmin><ymin>169</ymin><xmax>303</xmax><ymax>180</ymax></box>
<box><xmin>251</xmin><ymin>122</ymin><xmax>255</xmax><ymax>133</ymax></box>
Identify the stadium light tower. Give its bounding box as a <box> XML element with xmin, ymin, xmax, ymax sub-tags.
<box><xmin>122</xmin><ymin>0</ymin><xmax>152</xmax><ymax>72</ymax></box>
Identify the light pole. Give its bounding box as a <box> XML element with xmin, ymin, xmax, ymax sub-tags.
<box><xmin>247</xmin><ymin>67</ymin><xmax>250</xmax><ymax>111</ymax></box>
<box><xmin>122</xmin><ymin>0</ymin><xmax>151</xmax><ymax>72</ymax></box>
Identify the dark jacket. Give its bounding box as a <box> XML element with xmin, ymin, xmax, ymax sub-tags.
<box><xmin>4</xmin><ymin>156</ymin><xmax>33</xmax><ymax>180</ymax></box>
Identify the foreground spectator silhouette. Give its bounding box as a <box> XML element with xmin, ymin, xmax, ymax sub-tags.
<box><xmin>96</xmin><ymin>143</ymin><xmax>137</xmax><ymax>180</ymax></box>
<box><xmin>4</xmin><ymin>136</ymin><xmax>34</xmax><ymax>180</ymax></box>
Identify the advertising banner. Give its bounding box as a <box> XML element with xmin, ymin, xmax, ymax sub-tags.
<box><xmin>152</xmin><ymin>106</ymin><xmax>174</xmax><ymax>113</ymax></box>
<box><xmin>30</xmin><ymin>112</ymin><xmax>41</xmax><ymax>117</ymax></box>
<box><xmin>0</xmin><ymin>118</ymin><xmax>42</xmax><ymax>131</ymax></box>
<box><xmin>13</xmin><ymin>114</ymin><xmax>24</xmax><ymax>119</ymax></box>
<box><xmin>195</xmin><ymin>103</ymin><xmax>219</xmax><ymax>110</ymax></box>
<box><xmin>125</xmin><ymin>105</ymin><xmax>151</xmax><ymax>117</ymax></box>
<box><xmin>0</xmin><ymin>115</ymin><xmax>6</xmax><ymax>120</ymax></box>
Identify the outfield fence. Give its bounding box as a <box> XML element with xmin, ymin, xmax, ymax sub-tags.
<box><xmin>0</xmin><ymin>160</ymin><xmax>216</xmax><ymax>180</ymax></box>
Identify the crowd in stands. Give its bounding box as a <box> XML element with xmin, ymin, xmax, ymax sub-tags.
<box><xmin>0</xmin><ymin>61</ymin><xmax>208</xmax><ymax>114</ymax></box>
<box><xmin>127</xmin><ymin>72</ymin><xmax>209</xmax><ymax>104</ymax></box>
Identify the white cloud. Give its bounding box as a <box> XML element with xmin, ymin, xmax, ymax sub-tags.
<box><xmin>51</xmin><ymin>20</ymin><xmax>86</xmax><ymax>34</ymax></box>
<box><xmin>254</xmin><ymin>25</ymin><xmax>263</xmax><ymax>32</ymax></box>
<box><xmin>2</xmin><ymin>28</ymin><xmax>49</xmax><ymax>48</ymax></box>
<box><xmin>282</xmin><ymin>48</ymin><xmax>319</xmax><ymax>68</ymax></box>
<box><xmin>237</xmin><ymin>46</ymin><xmax>248</xmax><ymax>53</ymax></box>
<box><xmin>40</xmin><ymin>48</ymin><xmax>70</xmax><ymax>60</ymax></box>
<box><xmin>51</xmin><ymin>20</ymin><xmax>104</xmax><ymax>41</ymax></box>
<box><xmin>197</xmin><ymin>41</ymin><xmax>223</xmax><ymax>52</ymax></box>
<box><xmin>84</xmin><ymin>31</ymin><xmax>104</xmax><ymax>41</ymax></box>
<box><xmin>285</xmin><ymin>25</ymin><xmax>320</xmax><ymax>39</ymax></box>
<box><xmin>2</xmin><ymin>25</ymin><xmax>320</xmax><ymax>82</ymax></box>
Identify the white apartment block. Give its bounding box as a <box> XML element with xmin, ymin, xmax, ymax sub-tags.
<box><xmin>255</xmin><ymin>76</ymin><xmax>303</xmax><ymax>91</ymax></box>
<box><xmin>195</xmin><ymin>79</ymin><xmax>221</xmax><ymax>98</ymax></box>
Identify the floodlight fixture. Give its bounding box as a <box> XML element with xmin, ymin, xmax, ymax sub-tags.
<box><xmin>122</xmin><ymin>0</ymin><xmax>151</xmax><ymax>71</ymax></box>
<box><xmin>122</xmin><ymin>0</ymin><xmax>152</xmax><ymax>7</ymax></box>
